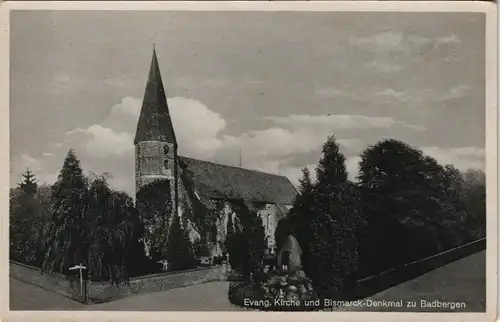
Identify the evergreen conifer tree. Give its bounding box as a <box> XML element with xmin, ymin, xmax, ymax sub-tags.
<box><xmin>42</xmin><ymin>149</ymin><xmax>89</xmax><ymax>274</ymax></box>
<box><xmin>165</xmin><ymin>214</ymin><xmax>195</xmax><ymax>271</ymax></box>
<box><xmin>306</xmin><ymin>135</ymin><xmax>358</xmax><ymax>298</ymax></box>
<box><xmin>229</xmin><ymin>217</ymin><xmax>245</xmax><ymax>270</ymax></box>
<box><xmin>232</xmin><ymin>202</ymin><xmax>266</xmax><ymax>282</ymax></box>
<box><xmin>292</xmin><ymin>167</ymin><xmax>315</xmax><ymax>264</ymax></box>
<box><xmin>18</xmin><ymin>168</ymin><xmax>38</xmax><ymax>196</ymax></box>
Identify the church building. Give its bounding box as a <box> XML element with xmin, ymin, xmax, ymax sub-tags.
<box><xmin>134</xmin><ymin>49</ymin><xmax>299</xmax><ymax>257</ymax></box>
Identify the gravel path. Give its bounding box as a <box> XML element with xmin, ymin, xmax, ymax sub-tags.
<box><xmin>10</xmin><ymin>277</ymin><xmax>83</xmax><ymax>310</ymax></box>
<box><xmin>85</xmin><ymin>281</ymin><xmax>244</xmax><ymax>311</ymax></box>
<box><xmin>335</xmin><ymin>250</ymin><xmax>486</xmax><ymax>312</ymax></box>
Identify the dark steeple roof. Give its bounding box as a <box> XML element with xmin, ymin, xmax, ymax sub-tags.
<box><xmin>134</xmin><ymin>48</ymin><xmax>177</xmax><ymax>146</ymax></box>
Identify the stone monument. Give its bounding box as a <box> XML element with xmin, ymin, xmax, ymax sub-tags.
<box><xmin>277</xmin><ymin>234</ymin><xmax>303</xmax><ymax>273</ymax></box>
<box><xmin>262</xmin><ymin>233</ymin><xmax>318</xmax><ymax>310</ymax></box>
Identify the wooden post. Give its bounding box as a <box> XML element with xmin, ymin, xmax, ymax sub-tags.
<box><xmin>69</xmin><ymin>263</ymin><xmax>87</xmax><ymax>297</ymax></box>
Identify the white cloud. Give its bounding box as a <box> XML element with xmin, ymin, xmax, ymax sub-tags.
<box><xmin>366</xmin><ymin>61</ymin><xmax>402</xmax><ymax>73</ymax></box>
<box><xmin>66</xmin><ymin>125</ymin><xmax>134</xmax><ymax>157</ymax></box>
<box><xmin>375</xmin><ymin>88</ymin><xmax>407</xmax><ymax>99</ymax></box>
<box><xmin>18</xmin><ymin>153</ymin><xmax>43</xmax><ymax>172</ymax></box>
<box><xmin>374</xmin><ymin>85</ymin><xmax>470</xmax><ymax>103</ymax></box>
<box><xmin>279</xmin><ymin>163</ymin><xmax>317</xmax><ymax>188</ymax></box>
<box><xmin>420</xmin><ymin>146</ymin><xmax>485</xmax><ymax>172</ymax></box>
<box><xmin>433</xmin><ymin>85</ymin><xmax>470</xmax><ymax>101</ymax></box>
<box><xmin>265</xmin><ymin>114</ymin><xmax>426</xmax><ymax>132</ymax></box>
<box><xmin>346</xmin><ymin>156</ymin><xmax>362</xmax><ymax>181</ymax></box>
<box><xmin>349</xmin><ymin>32</ymin><xmax>433</xmax><ymax>52</ymax></box>
<box><xmin>350</xmin><ymin>32</ymin><xmax>460</xmax><ymax>52</ymax></box>
<box><xmin>350</xmin><ymin>31</ymin><xmax>406</xmax><ymax>50</ymax></box>
<box><xmin>27</xmin><ymin>95</ymin><xmax>476</xmax><ymax>197</ymax></box>
<box><xmin>436</xmin><ymin>34</ymin><xmax>461</xmax><ymax>45</ymax></box>
<box><xmin>170</xmin><ymin>97</ymin><xmax>228</xmax><ymax>159</ymax></box>
<box><xmin>110</xmin><ymin>97</ymin><xmax>142</xmax><ymax>118</ymax></box>
<box><xmin>10</xmin><ymin>153</ymin><xmax>59</xmax><ymax>187</ymax></box>
<box><xmin>314</xmin><ymin>88</ymin><xmax>361</xmax><ymax>100</ymax></box>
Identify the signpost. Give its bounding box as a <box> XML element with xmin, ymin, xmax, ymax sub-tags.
<box><xmin>69</xmin><ymin>263</ymin><xmax>87</xmax><ymax>297</ymax></box>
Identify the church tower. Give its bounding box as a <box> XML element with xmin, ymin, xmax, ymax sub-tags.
<box><xmin>134</xmin><ymin>48</ymin><xmax>178</xmax><ymax>214</ymax></box>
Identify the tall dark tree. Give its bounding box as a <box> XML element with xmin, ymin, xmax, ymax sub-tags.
<box><xmin>298</xmin><ymin>167</ymin><xmax>314</xmax><ymax>194</ymax></box>
<box><xmin>305</xmin><ymin>136</ymin><xmax>358</xmax><ymax>297</ymax></box>
<box><xmin>238</xmin><ymin>203</ymin><xmax>267</xmax><ymax>282</ymax></box>
<box><xmin>85</xmin><ymin>177</ymin><xmax>135</xmax><ymax>284</ymax></box>
<box><xmin>165</xmin><ymin>213</ymin><xmax>195</xmax><ymax>271</ymax></box>
<box><xmin>18</xmin><ymin>168</ymin><xmax>38</xmax><ymax>196</ymax></box>
<box><xmin>432</xmin><ymin>164</ymin><xmax>468</xmax><ymax>248</ymax></box>
<box><xmin>33</xmin><ymin>185</ymin><xmax>53</xmax><ymax>267</ymax></box>
<box><xmin>224</xmin><ymin>213</ymin><xmax>234</xmax><ymax>258</ymax></box>
<box><xmin>357</xmin><ymin>139</ymin><xmax>447</xmax><ymax>275</ymax></box>
<box><xmin>9</xmin><ymin>182</ymin><xmax>52</xmax><ymax>267</ymax></box>
<box><xmin>10</xmin><ymin>189</ymin><xmax>39</xmax><ymax>264</ymax></box>
<box><xmin>291</xmin><ymin>167</ymin><xmax>316</xmax><ymax>263</ymax></box>
<box><xmin>42</xmin><ymin>150</ymin><xmax>89</xmax><ymax>274</ymax></box>
<box><xmin>136</xmin><ymin>179</ymin><xmax>172</xmax><ymax>262</ymax></box>
<box><xmin>228</xmin><ymin>215</ymin><xmax>245</xmax><ymax>270</ymax></box>
<box><xmin>462</xmin><ymin>169</ymin><xmax>486</xmax><ymax>241</ymax></box>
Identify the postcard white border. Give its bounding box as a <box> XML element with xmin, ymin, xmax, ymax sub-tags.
<box><xmin>0</xmin><ymin>2</ymin><xmax>497</xmax><ymax>322</ymax></box>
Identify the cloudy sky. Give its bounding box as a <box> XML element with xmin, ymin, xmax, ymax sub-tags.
<box><xmin>10</xmin><ymin>11</ymin><xmax>485</xmax><ymax>196</ymax></box>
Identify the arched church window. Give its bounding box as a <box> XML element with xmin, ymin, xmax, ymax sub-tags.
<box><xmin>163</xmin><ymin>144</ymin><xmax>170</xmax><ymax>155</ymax></box>
<box><xmin>164</xmin><ymin>160</ymin><xmax>169</xmax><ymax>169</ymax></box>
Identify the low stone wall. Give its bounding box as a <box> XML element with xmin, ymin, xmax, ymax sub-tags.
<box><xmin>88</xmin><ymin>265</ymin><xmax>227</xmax><ymax>303</ymax></box>
<box><xmin>10</xmin><ymin>261</ymin><xmax>86</xmax><ymax>302</ymax></box>
<box><xmin>10</xmin><ymin>261</ymin><xmax>228</xmax><ymax>304</ymax></box>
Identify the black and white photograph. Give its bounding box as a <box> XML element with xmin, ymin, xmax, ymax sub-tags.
<box><xmin>2</xmin><ymin>1</ymin><xmax>497</xmax><ymax>320</ymax></box>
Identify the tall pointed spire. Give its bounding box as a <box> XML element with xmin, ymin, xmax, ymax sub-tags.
<box><xmin>134</xmin><ymin>48</ymin><xmax>177</xmax><ymax>146</ymax></box>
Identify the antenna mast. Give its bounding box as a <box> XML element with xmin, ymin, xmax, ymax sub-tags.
<box><xmin>239</xmin><ymin>148</ymin><xmax>242</xmax><ymax>168</ymax></box>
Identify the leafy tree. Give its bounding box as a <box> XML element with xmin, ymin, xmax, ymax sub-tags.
<box><xmin>462</xmin><ymin>169</ymin><xmax>486</xmax><ymax>241</ymax></box>
<box><xmin>432</xmin><ymin>165</ymin><xmax>468</xmax><ymax>248</ymax></box>
<box><xmin>33</xmin><ymin>185</ymin><xmax>53</xmax><ymax>267</ymax></box>
<box><xmin>357</xmin><ymin>139</ymin><xmax>453</xmax><ymax>275</ymax></box>
<box><xmin>85</xmin><ymin>177</ymin><xmax>133</xmax><ymax>284</ymax></box>
<box><xmin>42</xmin><ymin>150</ymin><xmax>89</xmax><ymax>274</ymax></box>
<box><xmin>305</xmin><ymin>135</ymin><xmax>358</xmax><ymax>297</ymax></box>
<box><xmin>136</xmin><ymin>179</ymin><xmax>172</xmax><ymax>262</ymax></box>
<box><xmin>165</xmin><ymin>213</ymin><xmax>195</xmax><ymax>271</ymax></box>
<box><xmin>18</xmin><ymin>168</ymin><xmax>38</xmax><ymax>196</ymax></box>
<box><xmin>10</xmin><ymin>182</ymin><xmax>52</xmax><ymax>267</ymax></box>
<box><xmin>10</xmin><ymin>169</ymin><xmax>43</xmax><ymax>265</ymax></box>
<box><xmin>10</xmin><ymin>189</ymin><xmax>39</xmax><ymax>264</ymax></box>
